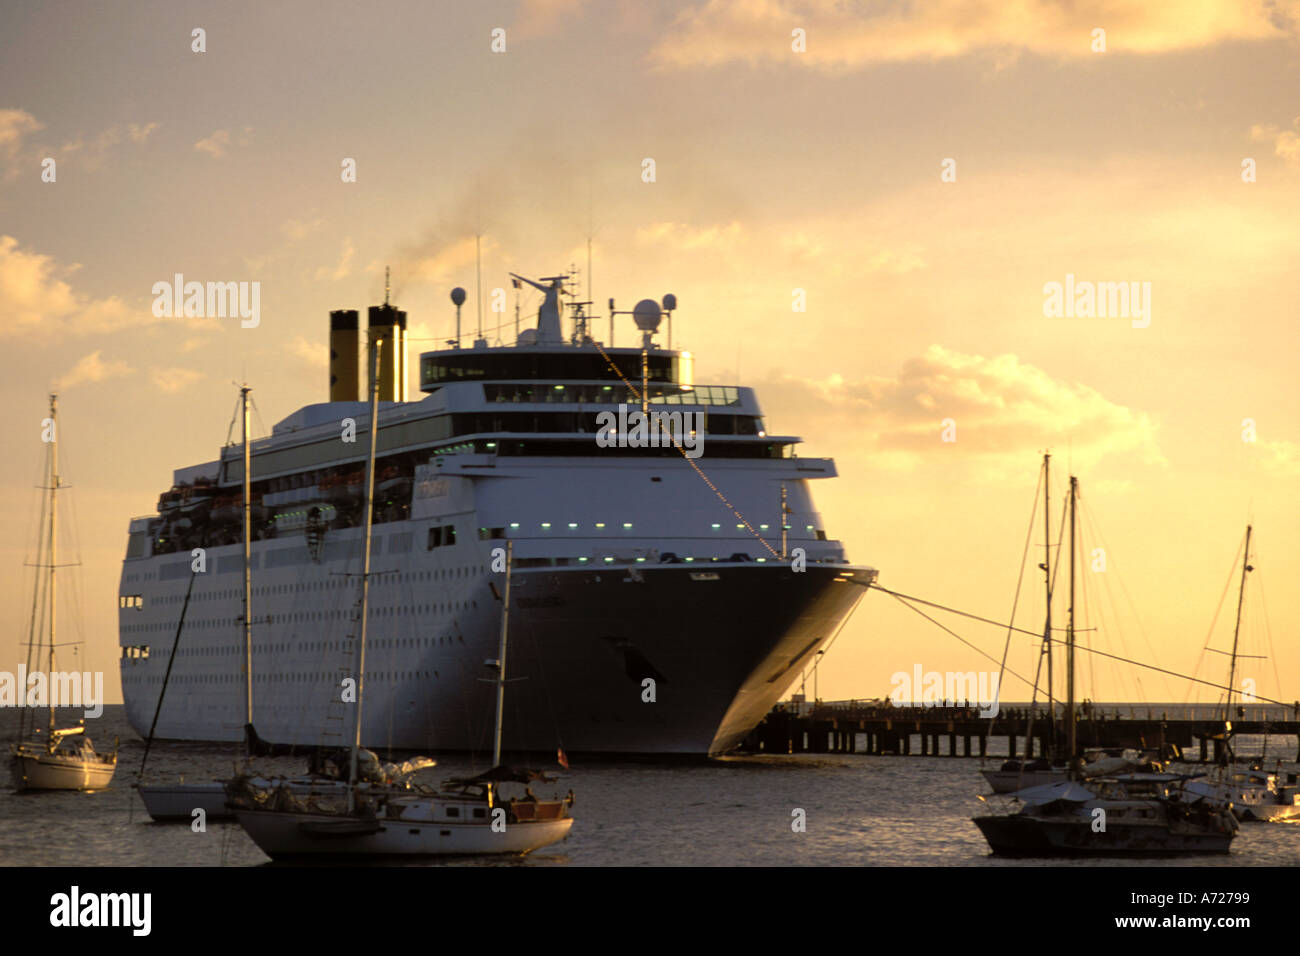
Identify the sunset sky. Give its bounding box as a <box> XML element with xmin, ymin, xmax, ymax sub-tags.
<box><xmin>2</xmin><ymin>1</ymin><xmax>1297</xmax><ymax>709</ymax></box>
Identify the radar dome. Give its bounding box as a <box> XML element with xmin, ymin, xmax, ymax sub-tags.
<box><xmin>662</xmin><ymin>293</ymin><xmax>677</xmax><ymax>312</ymax></box>
<box><xmin>450</xmin><ymin>287</ymin><xmax>467</xmax><ymax>306</ymax></box>
<box><xmin>633</xmin><ymin>298</ymin><xmax>663</xmax><ymax>331</ymax></box>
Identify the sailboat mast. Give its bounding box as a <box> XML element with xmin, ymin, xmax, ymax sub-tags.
<box><xmin>47</xmin><ymin>393</ymin><xmax>59</xmax><ymax>739</ymax></box>
<box><xmin>1224</xmin><ymin>524</ymin><xmax>1252</xmax><ymax>732</ymax></box>
<box><xmin>348</xmin><ymin>337</ymin><xmax>383</xmax><ymax>802</ymax></box>
<box><xmin>1042</xmin><ymin>453</ymin><xmax>1054</xmax><ymax>756</ymax></box>
<box><xmin>1067</xmin><ymin>475</ymin><xmax>1077</xmax><ymax>765</ymax></box>
<box><xmin>241</xmin><ymin>386</ymin><xmax>253</xmax><ymax>732</ymax></box>
<box><xmin>492</xmin><ymin>539</ymin><xmax>513</xmax><ymax>768</ymax></box>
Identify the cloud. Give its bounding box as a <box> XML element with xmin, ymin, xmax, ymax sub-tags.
<box><xmin>1251</xmin><ymin>438</ymin><xmax>1300</xmax><ymax>476</ymax></box>
<box><xmin>194</xmin><ymin>127</ymin><xmax>253</xmax><ymax>158</ymax></box>
<box><xmin>1250</xmin><ymin>119</ymin><xmax>1300</xmax><ymax>167</ymax></box>
<box><xmin>513</xmin><ymin>0</ymin><xmax>590</xmax><ymax>38</ymax></box>
<box><xmin>290</xmin><ymin>336</ymin><xmax>328</xmax><ymax>370</ymax></box>
<box><xmin>1</xmin><ymin>111</ymin><xmax>160</xmax><ymax>178</ymax></box>
<box><xmin>650</xmin><ymin>0</ymin><xmax>1300</xmax><ymax>70</ymax></box>
<box><xmin>150</xmin><ymin>367</ymin><xmax>205</xmax><ymax>393</ymax></box>
<box><xmin>633</xmin><ymin>219</ymin><xmax>925</xmax><ymax>277</ymax></box>
<box><xmin>0</xmin><ymin>108</ymin><xmax>43</xmax><ymax>158</ymax></box>
<box><xmin>757</xmin><ymin>344</ymin><xmax>1162</xmax><ymax>473</ymax></box>
<box><xmin>53</xmin><ymin>351</ymin><xmax>134</xmax><ymax>390</ymax></box>
<box><xmin>127</xmin><ymin>122</ymin><xmax>160</xmax><ymax>144</ymax></box>
<box><xmin>282</xmin><ymin>216</ymin><xmax>326</xmax><ymax>243</ymax></box>
<box><xmin>395</xmin><ymin>235</ymin><xmax>489</xmax><ymax>292</ymax></box>
<box><xmin>636</xmin><ymin>221</ymin><xmax>745</xmax><ymax>252</ymax></box>
<box><xmin>0</xmin><ymin>235</ymin><xmax>157</xmax><ymax>337</ymax></box>
<box><xmin>314</xmin><ymin>237</ymin><xmax>355</xmax><ymax>281</ymax></box>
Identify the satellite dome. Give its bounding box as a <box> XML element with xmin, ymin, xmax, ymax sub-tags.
<box><xmin>450</xmin><ymin>287</ymin><xmax>467</xmax><ymax>306</ymax></box>
<box><xmin>632</xmin><ymin>298</ymin><xmax>662</xmax><ymax>331</ymax></box>
<box><xmin>662</xmin><ymin>293</ymin><xmax>677</xmax><ymax>312</ymax></box>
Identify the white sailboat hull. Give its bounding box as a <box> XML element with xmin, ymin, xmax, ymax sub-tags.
<box><xmin>10</xmin><ymin>747</ymin><xmax>117</xmax><ymax>792</ymax></box>
<box><xmin>981</xmin><ymin>768</ymin><xmax>1067</xmax><ymax>793</ymax></box>
<box><xmin>236</xmin><ymin>807</ymin><xmax>573</xmax><ymax>857</ymax></box>
<box><xmin>137</xmin><ymin>782</ymin><xmax>232</xmax><ymax>821</ymax></box>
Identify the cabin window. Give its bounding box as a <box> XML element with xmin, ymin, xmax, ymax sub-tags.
<box><xmin>427</xmin><ymin>525</ymin><xmax>457</xmax><ymax>549</ymax></box>
<box><xmin>446</xmin><ymin>806</ymin><xmax>460</xmax><ymax>817</ymax></box>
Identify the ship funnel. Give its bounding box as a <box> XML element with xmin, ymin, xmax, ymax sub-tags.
<box><xmin>509</xmin><ymin>273</ymin><xmax>565</xmax><ymax>345</ymax></box>
<box><xmin>329</xmin><ymin>309</ymin><xmax>360</xmax><ymax>401</ymax></box>
<box><xmin>368</xmin><ymin>302</ymin><xmax>408</xmax><ymax>400</ymax></box>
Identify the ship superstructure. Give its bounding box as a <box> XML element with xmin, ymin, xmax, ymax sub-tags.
<box><xmin>118</xmin><ymin>273</ymin><xmax>875</xmax><ymax>755</ymax></box>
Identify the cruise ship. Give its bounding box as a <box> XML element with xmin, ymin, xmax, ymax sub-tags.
<box><xmin>118</xmin><ymin>272</ymin><xmax>876</xmax><ymax>756</ymax></box>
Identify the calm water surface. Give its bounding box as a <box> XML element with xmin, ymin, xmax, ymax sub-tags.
<box><xmin>3</xmin><ymin>707</ymin><xmax>1297</xmax><ymax>867</ymax></box>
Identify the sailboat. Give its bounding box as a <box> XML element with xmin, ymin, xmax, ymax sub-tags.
<box><xmin>230</xmin><ymin>337</ymin><xmax>573</xmax><ymax>858</ymax></box>
<box><xmin>9</xmin><ymin>395</ymin><xmax>118</xmax><ymax>792</ymax></box>
<box><xmin>972</xmin><ymin>473</ymin><xmax>1238</xmax><ymax>856</ymax></box>
<box><xmin>1177</xmin><ymin>525</ymin><xmax>1300</xmax><ymax>823</ymax></box>
<box><xmin>981</xmin><ymin>455</ymin><xmax>1164</xmax><ymax>794</ymax></box>
<box><xmin>136</xmin><ymin>386</ymin><xmax>256</xmax><ymax>820</ymax></box>
<box><xmin>137</xmin><ymin>386</ymin><xmax>436</xmax><ymax>821</ymax></box>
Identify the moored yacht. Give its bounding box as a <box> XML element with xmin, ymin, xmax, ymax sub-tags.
<box><xmin>10</xmin><ymin>395</ymin><xmax>118</xmax><ymax>793</ymax></box>
<box><xmin>972</xmin><ymin>473</ymin><xmax>1238</xmax><ymax>857</ymax></box>
<box><xmin>974</xmin><ymin>775</ymin><xmax>1238</xmax><ymax>858</ymax></box>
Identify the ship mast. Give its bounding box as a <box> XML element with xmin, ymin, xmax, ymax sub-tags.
<box><xmin>348</xmin><ymin>337</ymin><xmax>383</xmax><ymax>810</ymax></box>
<box><xmin>491</xmin><ymin>540</ymin><xmax>513</xmax><ymax>770</ymax></box>
<box><xmin>1043</xmin><ymin>453</ymin><xmax>1054</xmax><ymax>758</ymax></box>
<box><xmin>1222</xmin><ymin>524</ymin><xmax>1253</xmax><ymax>761</ymax></box>
<box><xmin>47</xmin><ymin>393</ymin><xmax>59</xmax><ymax>742</ymax></box>
<box><xmin>1066</xmin><ymin>475</ymin><xmax>1077</xmax><ymax>768</ymax></box>
<box><xmin>240</xmin><ymin>386</ymin><xmax>254</xmax><ymax>738</ymax></box>
<box><xmin>1023</xmin><ymin>453</ymin><xmax>1053</xmax><ymax>765</ymax></box>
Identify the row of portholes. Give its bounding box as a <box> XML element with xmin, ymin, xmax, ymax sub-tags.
<box><xmin>121</xmin><ymin>600</ymin><xmax>478</xmax><ymax>634</ymax></box>
<box><xmin>129</xmin><ymin>670</ymin><xmax>439</xmax><ymax>685</ymax></box>
<box><xmin>122</xmin><ymin>633</ymin><xmax>465</xmax><ymax>660</ymax></box>
<box><xmin>153</xmin><ymin>566</ymin><xmax>477</xmax><ymax>603</ymax></box>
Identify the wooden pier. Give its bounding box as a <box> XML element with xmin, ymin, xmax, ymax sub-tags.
<box><xmin>740</xmin><ymin>702</ymin><xmax>1300</xmax><ymax>762</ymax></box>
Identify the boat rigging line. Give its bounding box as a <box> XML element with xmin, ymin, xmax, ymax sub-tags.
<box><xmin>589</xmin><ymin>337</ymin><xmax>781</xmax><ymax>560</ymax></box>
<box><xmin>857</xmin><ymin>580</ymin><xmax>1294</xmax><ymax>709</ymax></box>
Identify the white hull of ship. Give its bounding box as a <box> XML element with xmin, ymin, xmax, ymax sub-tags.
<box><xmin>121</xmin><ymin>560</ymin><xmax>871</xmax><ymax>755</ymax></box>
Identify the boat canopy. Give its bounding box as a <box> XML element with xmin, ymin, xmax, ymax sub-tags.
<box><xmin>448</xmin><ymin>766</ymin><xmax>557</xmax><ymax>786</ymax></box>
<box><xmin>1011</xmin><ymin>781</ymin><xmax>1096</xmax><ymax>804</ymax></box>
